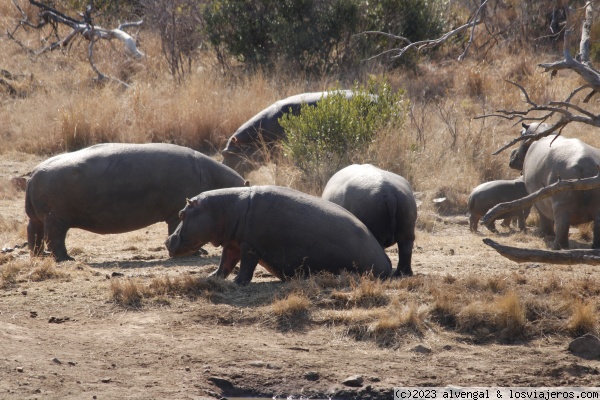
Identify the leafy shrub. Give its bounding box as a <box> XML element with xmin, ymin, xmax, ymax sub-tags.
<box><xmin>204</xmin><ymin>0</ymin><xmax>361</xmax><ymax>73</ymax></box>
<box><xmin>203</xmin><ymin>0</ymin><xmax>448</xmax><ymax>73</ymax></box>
<box><xmin>279</xmin><ymin>79</ymin><xmax>407</xmax><ymax>190</ymax></box>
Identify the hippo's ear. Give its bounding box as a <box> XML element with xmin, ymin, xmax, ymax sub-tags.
<box><xmin>244</xmin><ymin>180</ymin><xmax>250</xmax><ymax>187</ymax></box>
<box><xmin>186</xmin><ymin>198</ymin><xmax>199</xmax><ymax>207</ymax></box>
<box><xmin>521</xmin><ymin>122</ymin><xmax>530</xmax><ymax>135</ymax></box>
<box><xmin>232</xmin><ymin>137</ymin><xmax>238</xmax><ymax>143</ymax></box>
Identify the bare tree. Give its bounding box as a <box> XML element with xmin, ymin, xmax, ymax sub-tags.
<box><xmin>369</xmin><ymin>1</ymin><xmax>600</xmax><ymax>264</ymax></box>
<box><xmin>8</xmin><ymin>0</ymin><xmax>144</xmax><ymax>86</ymax></box>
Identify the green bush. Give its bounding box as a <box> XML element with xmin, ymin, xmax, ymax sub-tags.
<box><xmin>204</xmin><ymin>0</ymin><xmax>448</xmax><ymax>73</ymax></box>
<box><xmin>280</xmin><ymin>80</ymin><xmax>407</xmax><ymax>190</ymax></box>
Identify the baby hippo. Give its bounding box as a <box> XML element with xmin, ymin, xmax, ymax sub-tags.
<box><xmin>468</xmin><ymin>177</ymin><xmax>530</xmax><ymax>233</ymax></box>
<box><xmin>165</xmin><ymin>186</ymin><xmax>392</xmax><ymax>285</ymax></box>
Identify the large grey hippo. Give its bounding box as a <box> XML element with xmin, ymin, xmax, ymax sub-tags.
<box><xmin>165</xmin><ymin>185</ymin><xmax>392</xmax><ymax>285</ymax></box>
<box><xmin>26</xmin><ymin>143</ymin><xmax>247</xmax><ymax>261</ymax></box>
<box><xmin>509</xmin><ymin>122</ymin><xmax>600</xmax><ymax>249</ymax></box>
<box><xmin>321</xmin><ymin>164</ymin><xmax>417</xmax><ymax>277</ymax></box>
<box><xmin>221</xmin><ymin>90</ymin><xmax>353</xmax><ymax>174</ymax></box>
<box><xmin>468</xmin><ymin>177</ymin><xmax>530</xmax><ymax>233</ymax></box>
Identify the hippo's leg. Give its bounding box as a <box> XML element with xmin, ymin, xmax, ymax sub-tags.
<box><xmin>209</xmin><ymin>244</ymin><xmax>241</xmax><ymax>279</ymax></box>
<box><xmin>27</xmin><ymin>219</ymin><xmax>45</xmax><ymax>256</ymax></box>
<box><xmin>44</xmin><ymin>215</ymin><xmax>73</xmax><ymax>262</ymax></box>
<box><xmin>593</xmin><ymin>213</ymin><xmax>600</xmax><ymax>249</ymax></box>
<box><xmin>536</xmin><ymin>208</ymin><xmax>555</xmax><ymax>238</ymax></box>
<box><xmin>233</xmin><ymin>242</ymin><xmax>259</xmax><ymax>285</ymax></box>
<box><xmin>500</xmin><ymin>217</ymin><xmax>512</xmax><ymax>228</ymax></box>
<box><xmin>553</xmin><ymin>211</ymin><xmax>570</xmax><ymax>250</ymax></box>
<box><xmin>393</xmin><ymin>240</ymin><xmax>414</xmax><ymax>278</ymax></box>
<box><xmin>469</xmin><ymin>215</ymin><xmax>479</xmax><ymax>232</ymax></box>
<box><xmin>520</xmin><ymin>207</ymin><xmax>531</xmax><ymax>231</ymax></box>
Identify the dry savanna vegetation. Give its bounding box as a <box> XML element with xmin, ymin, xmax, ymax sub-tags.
<box><xmin>1</xmin><ymin>0</ymin><xmax>600</xmax><ymax>399</ymax></box>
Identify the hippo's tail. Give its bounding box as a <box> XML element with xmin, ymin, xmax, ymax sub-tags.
<box><xmin>24</xmin><ymin>178</ymin><xmax>38</xmax><ymax>221</ymax></box>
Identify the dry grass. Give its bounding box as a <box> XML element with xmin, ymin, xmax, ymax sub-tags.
<box><xmin>567</xmin><ymin>300</ymin><xmax>598</xmax><ymax>337</ymax></box>
<box><xmin>2</xmin><ymin>1</ymin><xmax>600</xmax><ymax>350</ymax></box>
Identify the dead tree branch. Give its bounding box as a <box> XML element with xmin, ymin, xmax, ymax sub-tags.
<box><xmin>483</xmin><ymin>238</ymin><xmax>600</xmax><ymax>265</ymax></box>
<box><xmin>476</xmin><ymin>2</ymin><xmax>600</xmax><ymax>155</ymax></box>
<box><xmin>481</xmin><ymin>171</ymin><xmax>600</xmax><ymax>225</ymax></box>
<box><xmin>361</xmin><ymin>0</ymin><xmax>489</xmax><ymax>61</ymax></box>
<box><xmin>8</xmin><ymin>0</ymin><xmax>144</xmax><ymax>86</ymax></box>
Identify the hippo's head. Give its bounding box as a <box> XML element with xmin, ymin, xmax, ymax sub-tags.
<box><xmin>221</xmin><ymin>136</ymin><xmax>263</xmax><ymax>176</ymax></box>
<box><xmin>165</xmin><ymin>197</ymin><xmax>220</xmax><ymax>257</ymax></box>
<box><xmin>508</xmin><ymin>122</ymin><xmax>550</xmax><ymax>171</ymax></box>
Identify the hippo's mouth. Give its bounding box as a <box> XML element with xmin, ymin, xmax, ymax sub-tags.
<box><xmin>165</xmin><ymin>234</ymin><xmax>206</xmax><ymax>258</ymax></box>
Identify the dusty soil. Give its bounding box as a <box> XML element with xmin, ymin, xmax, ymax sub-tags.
<box><xmin>1</xmin><ymin>154</ymin><xmax>600</xmax><ymax>400</ymax></box>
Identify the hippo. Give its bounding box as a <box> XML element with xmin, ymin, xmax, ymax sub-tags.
<box><xmin>467</xmin><ymin>177</ymin><xmax>531</xmax><ymax>233</ymax></box>
<box><xmin>321</xmin><ymin>164</ymin><xmax>417</xmax><ymax>277</ymax></box>
<box><xmin>25</xmin><ymin>143</ymin><xmax>247</xmax><ymax>261</ymax></box>
<box><xmin>509</xmin><ymin>122</ymin><xmax>600</xmax><ymax>249</ymax></box>
<box><xmin>165</xmin><ymin>185</ymin><xmax>392</xmax><ymax>285</ymax></box>
<box><xmin>221</xmin><ymin>90</ymin><xmax>354</xmax><ymax>174</ymax></box>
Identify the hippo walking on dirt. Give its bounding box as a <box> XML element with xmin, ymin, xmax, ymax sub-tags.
<box><xmin>321</xmin><ymin>164</ymin><xmax>417</xmax><ymax>277</ymax></box>
<box><xmin>509</xmin><ymin>122</ymin><xmax>600</xmax><ymax>249</ymax></box>
<box><xmin>26</xmin><ymin>143</ymin><xmax>247</xmax><ymax>261</ymax></box>
<box><xmin>165</xmin><ymin>185</ymin><xmax>392</xmax><ymax>285</ymax></box>
<box><xmin>221</xmin><ymin>90</ymin><xmax>353</xmax><ymax>174</ymax></box>
<box><xmin>468</xmin><ymin>177</ymin><xmax>530</xmax><ymax>233</ymax></box>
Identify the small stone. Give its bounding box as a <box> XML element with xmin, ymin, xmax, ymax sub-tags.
<box><xmin>304</xmin><ymin>371</ymin><xmax>320</xmax><ymax>381</ymax></box>
<box><xmin>51</xmin><ymin>358</ymin><xmax>61</xmax><ymax>365</ymax></box>
<box><xmin>68</xmin><ymin>362</ymin><xmax>76</xmax><ymax>366</ymax></box>
<box><xmin>185</xmin><ymin>367</ymin><xmax>190</xmax><ymax>372</ymax></box>
<box><xmin>266</xmin><ymin>363</ymin><xmax>282</xmax><ymax>370</ymax></box>
<box><xmin>568</xmin><ymin>334</ymin><xmax>600</xmax><ymax>359</ymax></box>
<box><xmin>249</xmin><ymin>361</ymin><xmax>265</xmax><ymax>367</ymax></box>
<box><xmin>100</xmin><ymin>377</ymin><xmax>112</xmax><ymax>383</ymax></box>
<box><xmin>443</xmin><ymin>345</ymin><xmax>452</xmax><ymax>350</ymax></box>
<box><xmin>342</xmin><ymin>375</ymin><xmax>364</xmax><ymax>387</ymax></box>
<box><xmin>412</xmin><ymin>344</ymin><xmax>432</xmax><ymax>354</ymax></box>
<box><xmin>21</xmin><ymin>291</ymin><xmax>27</xmax><ymax>296</ymax></box>
<box><xmin>16</xmin><ymin>367</ymin><xmax>24</xmax><ymax>373</ymax></box>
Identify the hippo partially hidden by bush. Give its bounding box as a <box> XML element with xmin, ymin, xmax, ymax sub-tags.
<box><xmin>321</xmin><ymin>164</ymin><xmax>417</xmax><ymax>277</ymax></box>
<box><xmin>165</xmin><ymin>185</ymin><xmax>392</xmax><ymax>285</ymax></box>
<box><xmin>26</xmin><ymin>143</ymin><xmax>247</xmax><ymax>261</ymax></box>
<box><xmin>468</xmin><ymin>177</ymin><xmax>530</xmax><ymax>233</ymax></box>
<box><xmin>509</xmin><ymin>122</ymin><xmax>600</xmax><ymax>249</ymax></box>
<box><xmin>221</xmin><ymin>90</ymin><xmax>353</xmax><ymax>174</ymax></box>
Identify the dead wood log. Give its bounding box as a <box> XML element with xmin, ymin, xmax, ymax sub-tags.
<box><xmin>481</xmin><ymin>171</ymin><xmax>600</xmax><ymax>226</ymax></box>
<box><xmin>483</xmin><ymin>238</ymin><xmax>600</xmax><ymax>265</ymax></box>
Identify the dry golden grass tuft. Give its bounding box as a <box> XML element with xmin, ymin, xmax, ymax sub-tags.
<box><xmin>0</xmin><ymin>261</ymin><xmax>21</xmax><ymax>288</ymax></box>
<box><xmin>28</xmin><ymin>258</ymin><xmax>67</xmax><ymax>282</ymax></box>
<box><xmin>567</xmin><ymin>300</ymin><xmax>598</xmax><ymax>337</ymax></box>
<box><xmin>110</xmin><ymin>278</ymin><xmax>144</xmax><ymax>309</ymax></box>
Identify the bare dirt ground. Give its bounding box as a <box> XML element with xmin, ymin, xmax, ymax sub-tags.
<box><xmin>1</xmin><ymin>154</ymin><xmax>600</xmax><ymax>400</ymax></box>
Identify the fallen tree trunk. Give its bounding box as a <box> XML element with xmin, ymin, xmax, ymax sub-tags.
<box><xmin>483</xmin><ymin>238</ymin><xmax>600</xmax><ymax>265</ymax></box>
<box><xmin>481</xmin><ymin>172</ymin><xmax>600</xmax><ymax>225</ymax></box>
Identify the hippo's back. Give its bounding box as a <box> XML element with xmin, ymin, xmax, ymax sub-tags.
<box><xmin>322</xmin><ymin>164</ymin><xmax>416</xmax><ymax>247</ymax></box>
<box><xmin>524</xmin><ymin>136</ymin><xmax>600</xmax><ymax>221</ymax></box>
<box><xmin>27</xmin><ymin>143</ymin><xmax>245</xmax><ymax>234</ymax></box>
<box><xmin>243</xmin><ymin>185</ymin><xmax>392</xmax><ymax>278</ymax></box>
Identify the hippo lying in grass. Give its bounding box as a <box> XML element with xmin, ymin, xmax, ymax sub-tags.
<box><xmin>165</xmin><ymin>185</ymin><xmax>392</xmax><ymax>285</ymax></box>
<box><xmin>221</xmin><ymin>90</ymin><xmax>353</xmax><ymax>174</ymax></box>
<box><xmin>468</xmin><ymin>177</ymin><xmax>530</xmax><ymax>233</ymax></box>
<box><xmin>321</xmin><ymin>164</ymin><xmax>417</xmax><ymax>277</ymax></box>
<box><xmin>509</xmin><ymin>122</ymin><xmax>600</xmax><ymax>249</ymax></box>
<box><xmin>26</xmin><ymin>143</ymin><xmax>247</xmax><ymax>261</ymax></box>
